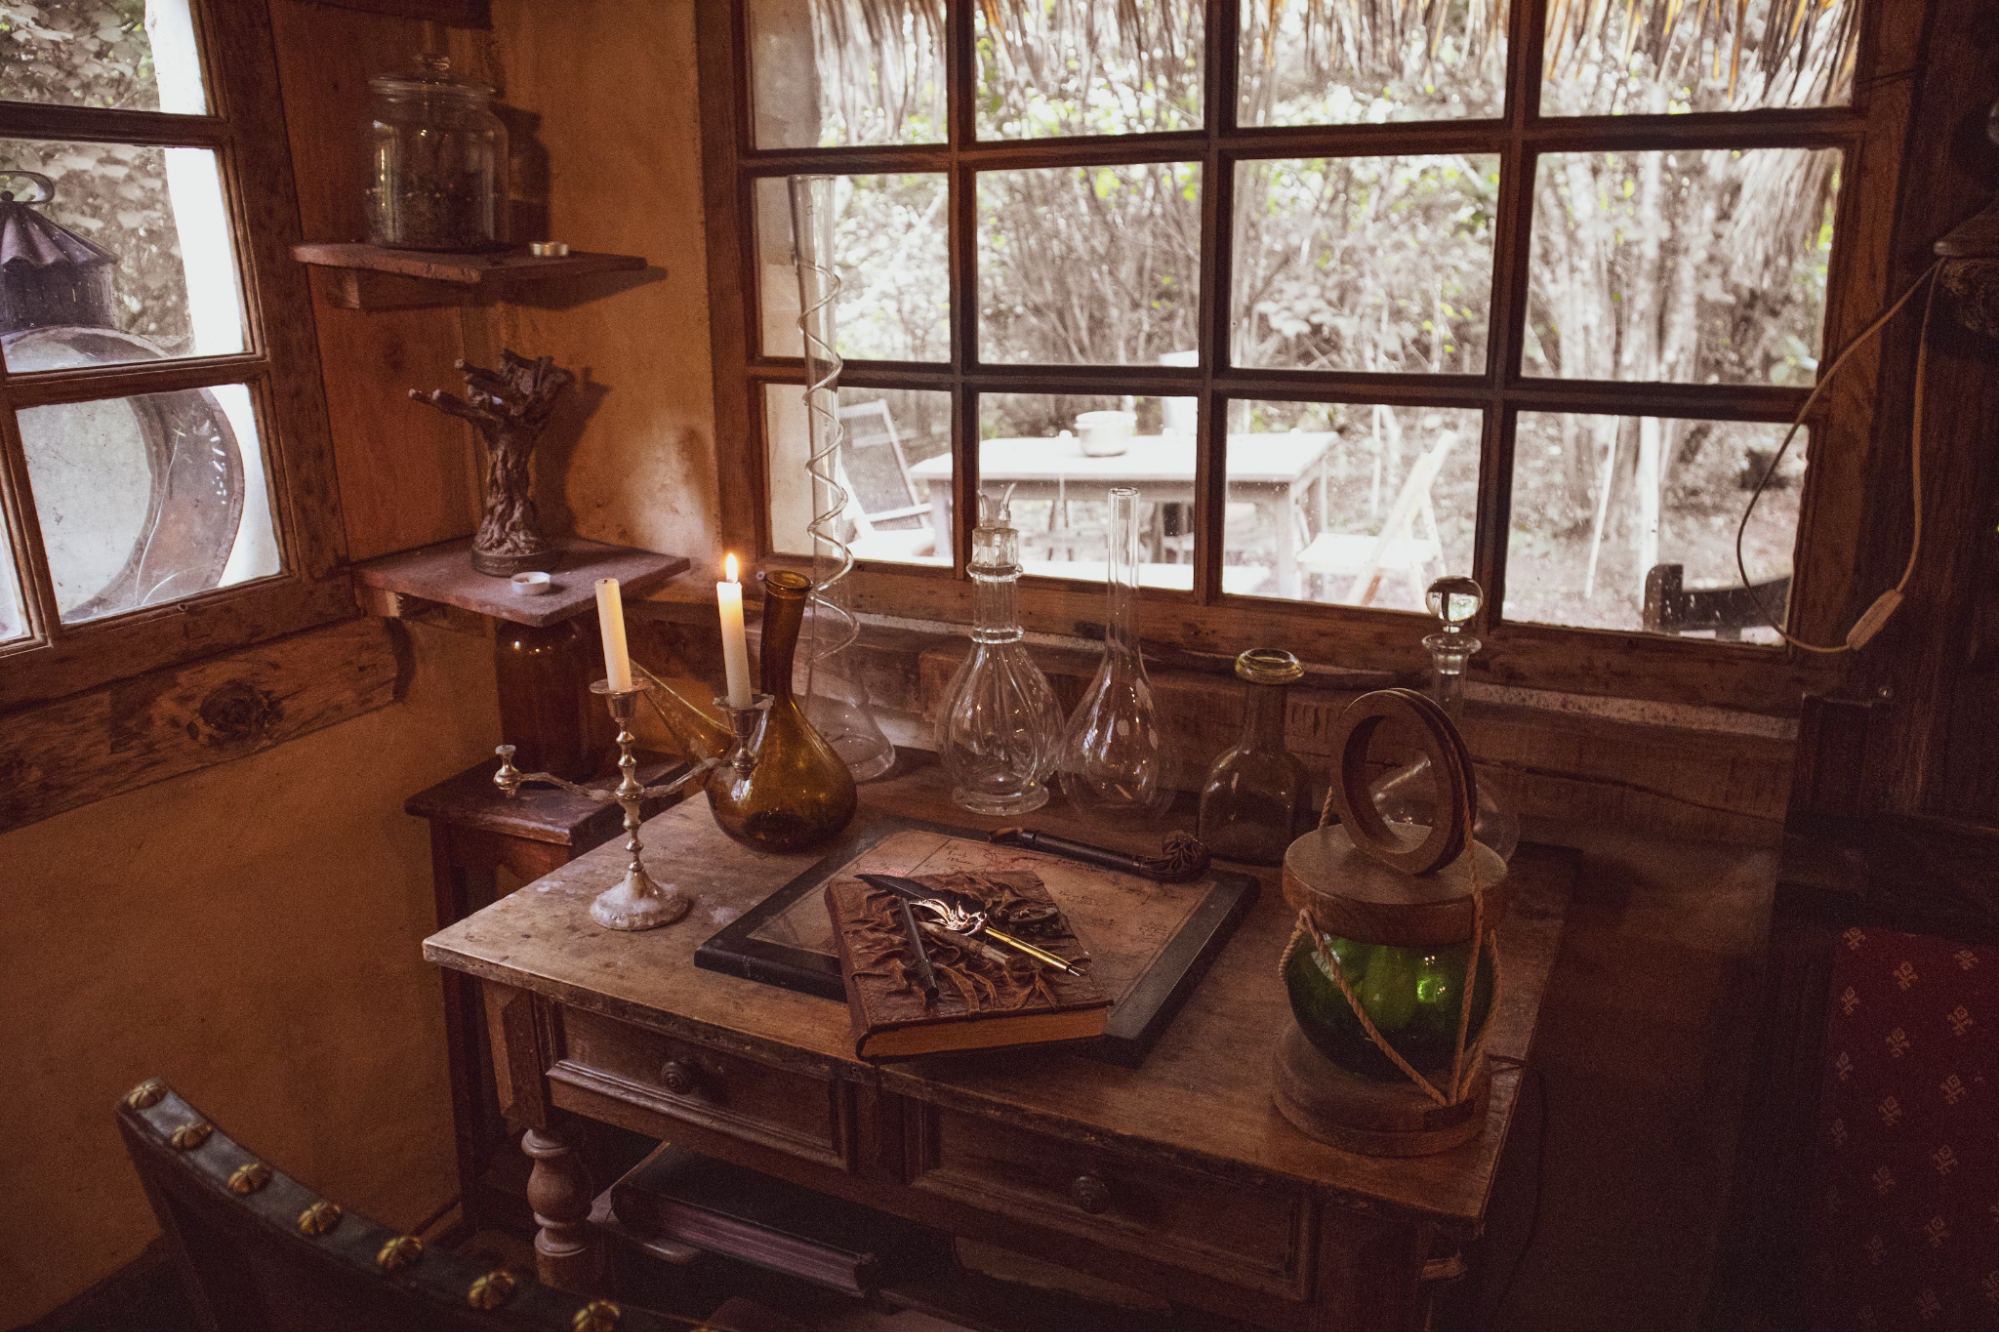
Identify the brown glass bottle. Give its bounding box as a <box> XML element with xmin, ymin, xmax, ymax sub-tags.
<box><xmin>705</xmin><ymin>570</ymin><xmax>857</xmax><ymax>852</ymax></box>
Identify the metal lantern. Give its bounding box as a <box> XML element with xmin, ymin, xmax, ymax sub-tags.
<box><xmin>0</xmin><ymin>170</ymin><xmax>118</xmax><ymax>336</ymax></box>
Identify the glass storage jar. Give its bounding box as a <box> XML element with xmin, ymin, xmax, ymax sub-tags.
<box><xmin>364</xmin><ymin>56</ymin><xmax>507</xmax><ymax>251</ymax></box>
<box><xmin>1197</xmin><ymin>648</ymin><xmax>1310</xmax><ymax>864</ymax></box>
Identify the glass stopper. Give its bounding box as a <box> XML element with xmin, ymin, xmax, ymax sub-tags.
<box><xmin>1427</xmin><ymin>575</ymin><xmax>1483</xmax><ymax>634</ymax></box>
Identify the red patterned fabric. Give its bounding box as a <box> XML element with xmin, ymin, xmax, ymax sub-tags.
<box><xmin>1804</xmin><ymin>926</ymin><xmax>1999</xmax><ymax>1328</ymax></box>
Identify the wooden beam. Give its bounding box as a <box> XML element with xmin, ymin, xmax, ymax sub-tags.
<box><xmin>0</xmin><ymin>616</ymin><xmax>407</xmax><ymax>832</ymax></box>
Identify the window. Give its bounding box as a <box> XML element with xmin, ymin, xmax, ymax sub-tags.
<box><xmin>701</xmin><ymin>0</ymin><xmax>1915</xmax><ymax>711</ymax></box>
<box><xmin>0</xmin><ymin>0</ymin><xmax>345</xmax><ymax>708</ymax></box>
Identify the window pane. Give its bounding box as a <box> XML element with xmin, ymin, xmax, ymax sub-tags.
<box><xmin>0</xmin><ymin>0</ymin><xmax>207</xmax><ymax>113</ymax></box>
<box><xmin>1233</xmin><ymin>155</ymin><xmax>1499</xmax><ymax>374</ymax></box>
<box><xmin>0</xmin><ymin>522</ymin><xmax>26</xmax><ymax>643</ymax></box>
<box><xmin>765</xmin><ymin>384</ymin><xmax>951</xmax><ymax>568</ymax></box>
<box><xmin>747</xmin><ymin>0</ymin><xmax>944</xmax><ymax>147</ymax></box>
<box><xmin>1503</xmin><ymin>413</ymin><xmax>1800</xmax><ymax>639</ymax></box>
<box><xmin>977</xmin><ymin>0</ymin><xmax>1203</xmax><ymax>139</ymax></box>
<box><xmin>976</xmin><ymin>392</ymin><xmax>1201</xmax><ymax>589</ymax></box>
<box><xmin>19</xmin><ymin>382</ymin><xmax>279</xmax><ymax>625</ymax></box>
<box><xmin>1239</xmin><ymin>0</ymin><xmax>1507</xmax><ymax>127</ymax></box>
<box><xmin>756</xmin><ymin>174</ymin><xmax>949</xmax><ymax>363</ymax></box>
<box><xmin>1224</xmin><ymin>400</ymin><xmax>1480</xmax><ymax>608</ymax></box>
<box><xmin>1</xmin><ymin>141</ymin><xmax>245</xmax><ymax>368</ymax></box>
<box><xmin>1540</xmin><ymin>0</ymin><xmax>1857</xmax><ymax>117</ymax></box>
<box><xmin>979</xmin><ymin>163</ymin><xmax>1201</xmax><ymax>366</ymax></box>
<box><xmin>1527</xmin><ymin>149</ymin><xmax>1838</xmax><ymax>385</ymax></box>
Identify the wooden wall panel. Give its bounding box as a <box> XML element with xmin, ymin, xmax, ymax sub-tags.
<box><xmin>268</xmin><ymin>0</ymin><xmax>477</xmax><ymax>561</ymax></box>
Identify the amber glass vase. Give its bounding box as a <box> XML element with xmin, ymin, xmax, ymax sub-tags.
<box><xmin>705</xmin><ymin>570</ymin><xmax>857</xmax><ymax>853</ymax></box>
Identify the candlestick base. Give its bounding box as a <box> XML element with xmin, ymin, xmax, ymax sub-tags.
<box><xmin>589</xmin><ymin>864</ymin><xmax>689</xmax><ymax>931</ymax></box>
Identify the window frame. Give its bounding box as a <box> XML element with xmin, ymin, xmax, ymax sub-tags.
<box><xmin>0</xmin><ymin>0</ymin><xmax>349</xmax><ymax>711</ymax></box>
<box><xmin>698</xmin><ymin>0</ymin><xmax>1925</xmax><ymax>716</ymax></box>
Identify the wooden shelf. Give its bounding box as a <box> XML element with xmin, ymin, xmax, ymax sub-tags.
<box><xmin>352</xmin><ymin>536</ymin><xmax>691</xmax><ymax>628</ymax></box>
<box><xmin>293</xmin><ymin>242</ymin><xmax>647</xmax><ymax>311</ymax></box>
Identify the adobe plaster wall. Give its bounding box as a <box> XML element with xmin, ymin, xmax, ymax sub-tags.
<box><xmin>0</xmin><ymin>624</ymin><xmax>500</xmax><ymax>1326</ymax></box>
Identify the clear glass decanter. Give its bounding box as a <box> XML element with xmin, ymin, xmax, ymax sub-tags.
<box><xmin>1059</xmin><ymin>487</ymin><xmax>1171</xmax><ymax>824</ymax></box>
<box><xmin>1197</xmin><ymin>649</ymin><xmax>1311</xmax><ymax>865</ymax></box>
<box><xmin>935</xmin><ymin>496</ymin><xmax>1065</xmax><ymax>815</ymax></box>
<box><xmin>1371</xmin><ymin>575</ymin><xmax>1520</xmax><ymax>861</ymax></box>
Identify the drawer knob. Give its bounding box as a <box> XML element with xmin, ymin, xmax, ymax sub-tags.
<box><xmin>1068</xmin><ymin>1173</ymin><xmax>1111</xmax><ymax>1215</ymax></box>
<box><xmin>660</xmin><ymin>1060</ymin><xmax>699</xmax><ymax>1097</ymax></box>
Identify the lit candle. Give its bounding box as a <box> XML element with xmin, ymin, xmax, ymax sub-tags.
<box><xmin>718</xmin><ymin>554</ymin><xmax>753</xmax><ymax>709</ymax></box>
<box><xmin>595</xmin><ymin>577</ymin><xmax>634</xmax><ymax>693</ymax></box>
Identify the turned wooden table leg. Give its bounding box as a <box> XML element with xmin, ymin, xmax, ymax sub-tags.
<box><xmin>522</xmin><ymin>1123</ymin><xmax>602</xmax><ymax>1292</ymax></box>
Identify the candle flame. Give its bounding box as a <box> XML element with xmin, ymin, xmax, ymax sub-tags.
<box><xmin>724</xmin><ymin>553</ymin><xmax>739</xmax><ymax>583</ymax></box>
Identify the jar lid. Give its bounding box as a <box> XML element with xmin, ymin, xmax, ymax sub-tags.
<box><xmin>1235</xmin><ymin>647</ymin><xmax>1302</xmax><ymax>685</ymax></box>
<box><xmin>369</xmin><ymin>54</ymin><xmax>493</xmax><ymax>100</ymax></box>
<box><xmin>1282</xmin><ymin>825</ymin><xmax>1509</xmax><ymax>946</ymax></box>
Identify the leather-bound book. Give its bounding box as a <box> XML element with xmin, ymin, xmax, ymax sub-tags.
<box><xmin>825</xmin><ymin>871</ymin><xmax>1109</xmax><ymax>1059</ymax></box>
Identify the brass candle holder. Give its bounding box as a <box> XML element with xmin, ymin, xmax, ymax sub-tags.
<box><xmin>492</xmin><ymin>677</ymin><xmax>718</xmax><ymax>930</ymax></box>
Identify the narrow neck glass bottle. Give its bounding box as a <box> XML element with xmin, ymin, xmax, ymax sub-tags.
<box><xmin>1198</xmin><ymin>649</ymin><xmax>1310</xmax><ymax>864</ymax></box>
<box><xmin>705</xmin><ymin>570</ymin><xmax>857</xmax><ymax>853</ymax></box>
<box><xmin>936</xmin><ymin>498</ymin><xmax>1063</xmax><ymax>814</ymax></box>
<box><xmin>1059</xmin><ymin>488</ymin><xmax>1169</xmax><ymax>823</ymax></box>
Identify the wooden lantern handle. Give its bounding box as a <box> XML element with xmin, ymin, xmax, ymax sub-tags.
<box><xmin>1324</xmin><ymin>688</ymin><xmax>1476</xmax><ymax>876</ymax></box>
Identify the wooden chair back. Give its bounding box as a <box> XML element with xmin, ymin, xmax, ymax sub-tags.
<box><xmin>1640</xmin><ymin>562</ymin><xmax>1792</xmax><ymax>639</ymax></box>
<box><xmin>117</xmin><ymin>1081</ymin><xmax>690</xmax><ymax>1331</ymax></box>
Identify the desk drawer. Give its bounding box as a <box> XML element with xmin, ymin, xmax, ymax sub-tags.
<box><xmin>910</xmin><ymin>1105</ymin><xmax>1309</xmax><ymax>1298</ymax></box>
<box><xmin>552</xmin><ymin>1007</ymin><xmax>853</xmax><ymax>1170</ymax></box>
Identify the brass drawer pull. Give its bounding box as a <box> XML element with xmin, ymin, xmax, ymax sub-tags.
<box><xmin>660</xmin><ymin>1060</ymin><xmax>701</xmax><ymax>1097</ymax></box>
<box><xmin>1068</xmin><ymin>1173</ymin><xmax>1112</xmax><ymax>1215</ymax></box>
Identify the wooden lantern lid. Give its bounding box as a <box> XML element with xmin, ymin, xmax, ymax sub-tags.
<box><xmin>1282</xmin><ymin>687</ymin><xmax>1509</xmax><ymax>946</ymax></box>
<box><xmin>1282</xmin><ymin>825</ymin><xmax>1509</xmax><ymax>946</ymax></box>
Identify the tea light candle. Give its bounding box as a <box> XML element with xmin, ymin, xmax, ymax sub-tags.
<box><xmin>595</xmin><ymin>577</ymin><xmax>634</xmax><ymax>693</ymax></box>
<box><xmin>718</xmin><ymin>553</ymin><xmax>753</xmax><ymax>709</ymax></box>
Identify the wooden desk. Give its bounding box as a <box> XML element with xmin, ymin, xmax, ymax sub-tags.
<box><xmin>424</xmin><ymin>758</ymin><xmax>1571</xmax><ymax>1328</ymax></box>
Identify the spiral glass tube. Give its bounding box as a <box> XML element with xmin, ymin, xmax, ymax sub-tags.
<box><xmin>788</xmin><ymin>175</ymin><xmax>894</xmax><ymax>780</ymax></box>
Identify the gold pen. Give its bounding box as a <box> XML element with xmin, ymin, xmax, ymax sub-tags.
<box><xmin>980</xmin><ymin>925</ymin><xmax>1086</xmax><ymax>977</ymax></box>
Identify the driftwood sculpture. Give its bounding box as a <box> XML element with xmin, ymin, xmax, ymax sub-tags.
<box><xmin>411</xmin><ymin>351</ymin><xmax>573</xmax><ymax>576</ymax></box>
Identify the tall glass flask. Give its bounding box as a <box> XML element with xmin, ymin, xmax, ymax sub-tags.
<box><xmin>936</xmin><ymin>496</ymin><xmax>1064</xmax><ymax>814</ymax></box>
<box><xmin>1059</xmin><ymin>488</ymin><xmax>1171</xmax><ymax>823</ymax></box>
<box><xmin>789</xmin><ymin>174</ymin><xmax>896</xmax><ymax>781</ymax></box>
<box><xmin>1198</xmin><ymin>649</ymin><xmax>1310</xmax><ymax>864</ymax></box>
<box><xmin>1371</xmin><ymin>576</ymin><xmax>1519</xmax><ymax>860</ymax></box>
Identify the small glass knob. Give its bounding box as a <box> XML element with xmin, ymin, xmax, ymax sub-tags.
<box><xmin>1427</xmin><ymin>575</ymin><xmax>1483</xmax><ymax>632</ymax></box>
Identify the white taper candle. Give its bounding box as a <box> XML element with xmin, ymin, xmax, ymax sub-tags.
<box><xmin>718</xmin><ymin>553</ymin><xmax>753</xmax><ymax>709</ymax></box>
<box><xmin>594</xmin><ymin>577</ymin><xmax>635</xmax><ymax>693</ymax></box>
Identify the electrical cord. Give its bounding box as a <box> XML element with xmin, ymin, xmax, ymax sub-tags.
<box><xmin>1486</xmin><ymin>1056</ymin><xmax>1548</xmax><ymax>1322</ymax></box>
<box><xmin>1734</xmin><ymin>258</ymin><xmax>1943</xmax><ymax>653</ymax></box>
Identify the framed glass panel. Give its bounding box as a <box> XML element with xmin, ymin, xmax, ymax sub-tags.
<box><xmin>19</xmin><ymin>381</ymin><xmax>279</xmax><ymax>625</ymax></box>
<box><xmin>1232</xmin><ymin>155</ymin><xmax>1499</xmax><ymax>374</ymax></box>
<box><xmin>0</xmin><ymin>524</ymin><xmax>26</xmax><ymax>643</ymax></box>
<box><xmin>1527</xmin><ymin>149</ymin><xmax>1839</xmax><ymax>385</ymax></box>
<box><xmin>978</xmin><ymin>162</ymin><xmax>1202</xmax><ymax>366</ymax></box>
<box><xmin>0</xmin><ymin>0</ymin><xmax>208</xmax><ymax>114</ymax></box>
<box><xmin>747</xmin><ymin>0</ymin><xmax>945</xmax><ymax>148</ymax></box>
<box><xmin>764</xmin><ymin>383</ymin><xmax>952</xmax><ymax>567</ymax></box>
<box><xmin>1223</xmin><ymin>400</ymin><xmax>1481</xmax><ymax>608</ymax></box>
<box><xmin>1238</xmin><ymin>0</ymin><xmax>1508</xmax><ymax>127</ymax></box>
<box><xmin>755</xmin><ymin>173</ymin><xmax>949</xmax><ymax>363</ymax></box>
<box><xmin>1503</xmin><ymin>412</ymin><xmax>1801</xmax><ymax>639</ymax></box>
<box><xmin>977</xmin><ymin>391</ymin><xmax>1200</xmax><ymax>589</ymax></box>
<box><xmin>976</xmin><ymin>0</ymin><xmax>1203</xmax><ymax>140</ymax></box>
<box><xmin>1</xmin><ymin>141</ymin><xmax>246</xmax><ymax>369</ymax></box>
<box><xmin>1540</xmin><ymin>0</ymin><xmax>1858</xmax><ymax>118</ymax></box>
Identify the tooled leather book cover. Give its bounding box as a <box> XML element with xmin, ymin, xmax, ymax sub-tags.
<box><xmin>825</xmin><ymin>870</ymin><xmax>1110</xmax><ymax>1060</ymax></box>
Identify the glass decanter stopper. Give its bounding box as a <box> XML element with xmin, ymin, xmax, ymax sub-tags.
<box><xmin>936</xmin><ymin>495</ymin><xmax>1065</xmax><ymax>815</ymax></box>
<box><xmin>1059</xmin><ymin>487</ymin><xmax>1171</xmax><ymax>824</ymax></box>
<box><xmin>1371</xmin><ymin>575</ymin><xmax>1520</xmax><ymax>861</ymax></box>
<box><xmin>1197</xmin><ymin>649</ymin><xmax>1310</xmax><ymax>865</ymax></box>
